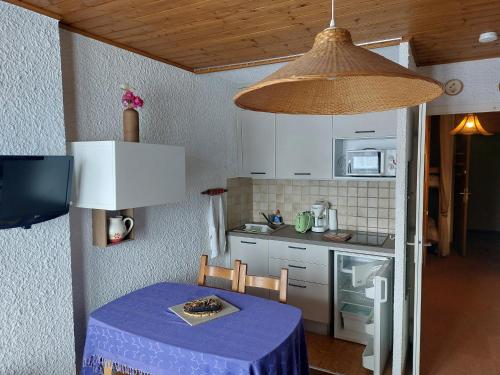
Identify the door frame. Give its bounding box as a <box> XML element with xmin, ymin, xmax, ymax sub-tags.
<box><xmin>412</xmin><ymin>104</ymin><xmax>428</xmax><ymax>375</ymax></box>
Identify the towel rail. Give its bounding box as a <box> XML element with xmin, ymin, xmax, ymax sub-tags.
<box><xmin>201</xmin><ymin>188</ymin><xmax>227</xmax><ymax>196</ymax></box>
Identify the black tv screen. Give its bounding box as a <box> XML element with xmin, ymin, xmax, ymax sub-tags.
<box><xmin>0</xmin><ymin>156</ymin><xmax>73</xmax><ymax>229</ymax></box>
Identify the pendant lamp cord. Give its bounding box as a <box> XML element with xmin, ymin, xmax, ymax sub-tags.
<box><xmin>329</xmin><ymin>0</ymin><xmax>335</xmax><ymax>27</ymax></box>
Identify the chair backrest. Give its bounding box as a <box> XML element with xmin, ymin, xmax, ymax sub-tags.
<box><xmin>197</xmin><ymin>254</ymin><xmax>241</xmax><ymax>291</ymax></box>
<box><xmin>238</xmin><ymin>263</ymin><xmax>288</xmax><ymax>303</ymax></box>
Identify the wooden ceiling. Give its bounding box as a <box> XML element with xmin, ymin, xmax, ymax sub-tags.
<box><xmin>8</xmin><ymin>0</ymin><xmax>500</xmax><ymax>73</ymax></box>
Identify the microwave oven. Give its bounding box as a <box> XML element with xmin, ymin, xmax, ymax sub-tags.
<box><xmin>346</xmin><ymin>149</ymin><xmax>396</xmax><ymax>177</ymax></box>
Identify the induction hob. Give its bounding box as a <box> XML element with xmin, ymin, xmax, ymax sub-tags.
<box><xmin>345</xmin><ymin>231</ymin><xmax>388</xmax><ymax>247</ymax></box>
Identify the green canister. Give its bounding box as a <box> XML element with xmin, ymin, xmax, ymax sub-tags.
<box><xmin>295</xmin><ymin>211</ymin><xmax>313</xmax><ymax>233</ymax></box>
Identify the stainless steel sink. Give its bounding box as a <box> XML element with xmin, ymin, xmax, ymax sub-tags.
<box><xmin>232</xmin><ymin>223</ymin><xmax>285</xmax><ymax>235</ymax></box>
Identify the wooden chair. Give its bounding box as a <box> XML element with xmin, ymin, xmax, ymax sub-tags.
<box><xmin>238</xmin><ymin>263</ymin><xmax>288</xmax><ymax>303</ymax></box>
<box><xmin>197</xmin><ymin>254</ymin><xmax>241</xmax><ymax>291</ymax></box>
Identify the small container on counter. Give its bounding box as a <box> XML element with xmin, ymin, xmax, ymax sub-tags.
<box><xmin>273</xmin><ymin>209</ymin><xmax>283</xmax><ymax>224</ymax></box>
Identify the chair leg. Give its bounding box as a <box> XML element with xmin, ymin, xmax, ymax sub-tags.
<box><xmin>279</xmin><ymin>268</ymin><xmax>288</xmax><ymax>303</ymax></box>
<box><xmin>238</xmin><ymin>263</ymin><xmax>248</xmax><ymax>293</ymax></box>
<box><xmin>197</xmin><ymin>254</ymin><xmax>208</xmax><ymax>286</ymax></box>
<box><xmin>231</xmin><ymin>259</ymin><xmax>241</xmax><ymax>291</ymax></box>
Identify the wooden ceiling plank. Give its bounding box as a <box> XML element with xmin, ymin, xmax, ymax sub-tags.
<box><xmin>116</xmin><ymin>8</ymin><xmax>331</xmax><ymax>51</ymax></box>
<box><xmin>149</xmin><ymin>21</ymin><xmax>324</xmax><ymax>58</ymax></box>
<box><xmin>115</xmin><ymin>1</ymin><xmax>412</xmax><ymax>51</ymax></box>
<box><xmin>97</xmin><ymin>0</ymin><xmax>328</xmax><ymax>42</ymax></box>
<box><xmin>65</xmin><ymin>0</ymin><xmax>209</xmax><ymax>25</ymax></box>
<box><xmin>12</xmin><ymin>0</ymin><xmax>500</xmax><ymax>71</ymax></box>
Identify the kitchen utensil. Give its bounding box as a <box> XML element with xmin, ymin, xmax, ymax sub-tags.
<box><xmin>311</xmin><ymin>200</ymin><xmax>329</xmax><ymax>232</ymax></box>
<box><xmin>323</xmin><ymin>231</ymin><xmax>351</xmax><ymax>242</ymax></box>
<box><xmin>273</xmin><ymin>209</ymin><xmax>283</xmax><ymax>224</ymax></box>
<box><xmin>329</xmin><ymin>208</ymin><xmax>338</xmax><ymax>230</ymax></box>
<box><xmin>260</xmin><ymin>212</ymin><xmax>273</xmax><ymax>225</ymax></box>
<box><xmin>295</xmin><ymin>211</ymin><xmax>313</xmax><ymax>233</ymax></box>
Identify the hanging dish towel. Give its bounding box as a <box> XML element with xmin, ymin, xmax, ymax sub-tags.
<box><xmin>208</xmin><ymin>195</ymin><xmax>227</xmax><ymax>259</ymax></box>
<box><xmin>208</xmin><ymin>196</ymin><xmax>219</xmax><ymax>259</ymax></box>
<box><xmin>218</xmin><ymin>195</ymin><xmax>226</xmax><ymax>255</ymax></box>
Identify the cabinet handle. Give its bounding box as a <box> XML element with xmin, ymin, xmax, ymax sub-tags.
<box><xmin>294</xmin><ymin>172</ymin><xmax>311</xmax><ymax>176</ymax></box>
<box><xmin>288</xmin><ymin>264</ymin><xmax>306</xmax><ymax>269</ymax></box>
<box><xmin>354</xmin><ymin>130</ymin><xmax>376</xmax><ymax>134</ymax></box>
<box><xmin>289</xmin><ymin>283</ymin><xmax>307</xmax><ymax>289</ymax></box>
<box><xmin>241</xmin><ymin>241</ymin><xmax>257</xmax><ymax>245</ymax></box>
<box><xmin>250</xmin><ymin>172</ymin><xmax>266</xmax><ymax>175</ymax></box>
<box><xmin>288</xmin><ymin>245</ymin><xmax>306</xmax><ymax>250</ymax></box>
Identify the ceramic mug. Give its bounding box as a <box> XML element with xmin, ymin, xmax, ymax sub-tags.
<box><xmin>108</xmin><ymin>216</ymin><xmax>134</xmax><ymax>243</ymax></box>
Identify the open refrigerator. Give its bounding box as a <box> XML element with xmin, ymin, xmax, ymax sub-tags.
<box><xmin>333</xmin><ymin>251</ymin><xmax>393</xmax><ymax>375</ymax></box>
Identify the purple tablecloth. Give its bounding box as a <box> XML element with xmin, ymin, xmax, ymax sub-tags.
<box><xmin>81</xmin><ymin>282</ymin><xmax>309</xmax><ymax>375</ymax></box>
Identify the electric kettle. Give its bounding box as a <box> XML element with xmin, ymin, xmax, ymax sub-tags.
<box><xmin>295</xmin><ymin>211</ymin><xmax>313</xmax><ymax>233</ymax></box>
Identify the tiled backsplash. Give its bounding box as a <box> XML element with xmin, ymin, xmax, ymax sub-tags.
<box><xmin>227</xmin><ymin>177</ymin><xmax>253</xmax><ymax>230</ymax></box>
<box><xmin>252</xmin><ymin>179</ymin><xmax>396</xmax><ymax>233</ymax></box>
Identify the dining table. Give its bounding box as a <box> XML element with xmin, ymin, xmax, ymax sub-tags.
<box><xmin>81</xmin><ymin>282</ymin><xmax>309</xmax><ymax>375</ymax></box>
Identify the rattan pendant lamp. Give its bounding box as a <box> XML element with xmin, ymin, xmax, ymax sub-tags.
<box><xmin>233</xmin><ymin>0</ymin><xmax>443</xmax><ymax>115</ymax></box>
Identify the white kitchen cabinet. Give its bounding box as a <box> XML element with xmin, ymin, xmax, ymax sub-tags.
<box><xmin>229</xmin><ymin>235</ymin><xmax>269</xmax><ymax>298</ymax></box>
<box><xmin>268</xmin><ymin>240</ymin><xmax>330</xmax><ymax>326</ymax></box>
<box><xmin>333</xmin><ymin>111</ymin><xmax>397</xmax><ymax>139</ymax></box>
<box><xmin>275</xmin><ymin>114</ymin><xmax>333</xmax><ymax>179</ymax></box>
<box><xmin>68</xmin><ymin>141</ymin><xmax>185</xmax><ymax>210</ymax></box>
<box><xmin>240</xmin><ymin>110</ymin><xmax>275</xmax><ymax>178</ymax></box>
<box><xmin>287</xmin><ymin>280</ymin><xmax>330</xmax><ymax>323</ymax></box>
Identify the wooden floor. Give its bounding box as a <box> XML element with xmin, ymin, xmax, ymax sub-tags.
<box><xmin>421</xmin><ymin>231</ymin><xmax>500</xmax><ymax>375</ymax></box>
<box><xmin>306</xmin><ymin>332</ymin><xmax>392</xmax><ymax>375</ymax></box>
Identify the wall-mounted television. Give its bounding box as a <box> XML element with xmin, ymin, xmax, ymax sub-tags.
<box><xmin>0</xmin><ymin>156</ymin><xmax>73</xmax><ymax>229</ymax></box>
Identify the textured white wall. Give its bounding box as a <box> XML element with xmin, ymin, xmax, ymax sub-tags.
<box><xmin>0</xmin><ymin>3</ymin><xmax>75</xmax><ymax>374</ymax></box>
<box><xmin>210</xmin><ymin>45</ymin><xmax>400</xmax><ymax>86</ymax></box>
<box><xmin>59</xmin><ymin>30</ymin><xmax>239</xmax><ymax>364</ymax></box>
<box><xmin>420</xmin><ymin>57</ymin><xmax>500</xmax><ymax>115</ymax></box>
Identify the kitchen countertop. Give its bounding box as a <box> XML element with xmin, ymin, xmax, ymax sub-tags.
<box><xmin>227</xmin><ymin>224</ymin><xmax>395</xmax><ymax>257</ymax></box>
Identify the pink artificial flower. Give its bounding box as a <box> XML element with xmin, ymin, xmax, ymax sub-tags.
<box><xmin>133</xmin><ymin>96</ymin><xmax>144</xmax><ymax>108</ymax></box>
<box><xmin>120</xmin><ymin>85</ymin><xmax>144</xmax><ymax>110</ymax></box>
<box><xmin>122</xmin><ymin>90</ymin><xmax>134</xmax><ymax>101</ymax></box>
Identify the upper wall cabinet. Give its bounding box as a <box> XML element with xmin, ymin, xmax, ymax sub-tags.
<box><xmin>276</xmin><ymin>114</ymin><xmax>333</xmax><ymax>179</ymax></box>
<box><xmin>240</xmin><ymin>110</ymin><xmax>276</xmax><ymax>179</ymax></box>
<box><xmin>68</xmin><ymin>141</ymin><xmax>185</xmax><ymax>210</ymax></box>
<box><xmin>333</xmin><ymin>110</ymin><xmax>397</xmax><ymax>139</ymax></box>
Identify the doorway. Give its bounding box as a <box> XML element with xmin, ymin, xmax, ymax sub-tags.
<box><xmin>416</xmin><ymin>112</ymin><xmax>500</xmax><ymax>374</ymax></box>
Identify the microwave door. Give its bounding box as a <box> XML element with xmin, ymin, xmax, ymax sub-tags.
<box><xmin>347</xmin><ymin>151</ymin><xmax>382</xmax><ymax>176</ymax></box>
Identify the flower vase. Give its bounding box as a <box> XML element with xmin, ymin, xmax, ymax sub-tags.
<box><xmin>123</xmin><ymin>108</ymin><xmax>139</xmax><ymax>142</ymax></box>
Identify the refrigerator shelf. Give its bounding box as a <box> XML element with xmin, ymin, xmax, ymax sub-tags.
<box><xmin>340</xmin><ymin>277</ymin><xmax>368</xmax><ymax>295</ymax></box>
<box><xmin>341</xmin><ymin>287</ymin><xmax>374</xmax><ymax>308</ymax></box>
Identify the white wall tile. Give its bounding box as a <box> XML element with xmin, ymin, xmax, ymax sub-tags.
<box><xmin>247</xmin><ymin>179</ymin><xmax>396</xmax><ymax>233</ymax></box>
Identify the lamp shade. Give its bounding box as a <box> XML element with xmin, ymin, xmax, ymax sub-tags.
<box><xmin>450</xmin><ymin>114</ymin><xmax>493</xmax><ymax>135</ymax></box>
<box><xmin>234</xmin><ymin>28</ymin><xmax>443</xmax><ymax>115</ymax></box>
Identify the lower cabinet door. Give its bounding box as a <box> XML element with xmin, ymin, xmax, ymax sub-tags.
<box><xmin>229</xmin><ymin>236</ymin><xmax>269</xmax><ymax>299</ymax></box>
<box><xmin>286</xmin><ymin>280</ymin><xmax>330</xmax><ymax>323</ymax></box>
